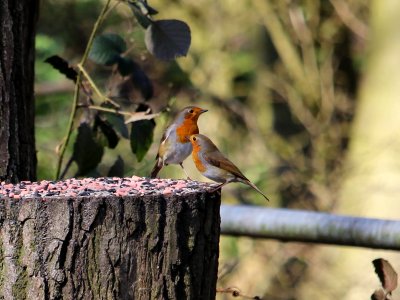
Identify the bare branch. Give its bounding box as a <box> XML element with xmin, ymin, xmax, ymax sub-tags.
<box><xmin>252</xmin><ymin>0</ymin><xmax>305</xmax><ymax>85</ymax></box>
<box><xmin>330</xmin><ymin>0</ymin><xmax>369</xmax><ymax>39</ymax></box>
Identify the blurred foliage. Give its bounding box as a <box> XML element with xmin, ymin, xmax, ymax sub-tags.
<box><xmin>38</xmin><ymin>0</ymin><xmax>192</xmax><ymax>179</ymax></box>
<box><xmin>34</xmin><ymin>0</ymin><xmax>389</xmax><ymax>299</ymax></box>
<box><xmin>36</xmin><ymin>34</ymin><xmax>65</xmax><ymax>82</ymax></box>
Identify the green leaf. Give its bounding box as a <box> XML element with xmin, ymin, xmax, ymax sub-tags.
<box><xmin>130</xmin><ymin>120</ymin><xmax>155</xmax><ymax>162</ymax></box>
<box><xmin>145</xmin><ymin>19</ymin><xmax>191</xmax><ymax>61</ymax></box>
<box><xmin>94</xmin><ymin>115</ymin><xmax>119</xmax><ymax>148</ymax></box>
<box><xmin>164</xmin><ymin>61</ymin><xmax>192</xmax><ymax>87</ymax></box>
<box><xmin>105</xmin><ymin>113</ymin><xmax>129</xmax><ymax>139</ymax></box>
<box><xmin>73</xmin><ymin>123</ymin><xmax>104</xmax><ymax>176</ymax></box>
<box><xmin>108</xmin><ymin>155</ymin><xmax>125</xmax><ymax>177</ymax></box>
<box><xmin>89</xmin><ymin>33</ymin><xmax>127</xmax><ymax>65</ymax></box>
<box><xmin>117</xmin><ymin>56</ymin><xmax>136</xmax><ymax>77</ymax></box>
<box><xmin>100</xmin><ymin>103</ymin><xmax>129</xmax><ymax>139</ymax></box>
<box><xmin>44</xmin><ymin>55</ymin><xmax>77</xmax><ymax>82</ymax></box>
<box><xmin>117</xmin><ymin>57</ymin><xmax>154</xmax><ymax>100</ymax></box>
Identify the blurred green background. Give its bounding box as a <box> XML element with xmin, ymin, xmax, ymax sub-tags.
<box><xmin>35</xmin><ymin>0</ymin><xmax>400</xmax><ymax>299</ymax></box>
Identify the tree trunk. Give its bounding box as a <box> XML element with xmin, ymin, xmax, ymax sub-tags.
<box><xmin>0</xmin><ymin>178</ymin><xmax>221</xmax><ymax>299</ymax></box>
<box><xmin>0</xmin><ymin>0</ymin><xmax>38</xmax><ymax>183</ymax></box>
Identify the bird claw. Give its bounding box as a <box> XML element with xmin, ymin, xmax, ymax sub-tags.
<box><xmin>209</xmin><ymin>184</ymin><xmax>222</xmax><ymax>193</ymax></box>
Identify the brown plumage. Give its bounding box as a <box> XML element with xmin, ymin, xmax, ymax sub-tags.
<box><xmin>189</xmin><ymin>134</ymin><xmax>269</xmax><ymax>201</ymax></box>
<box><xmin>150</xmin><ymin>106</ymin><xmax>208</xmax><ymax>178</ymax></box>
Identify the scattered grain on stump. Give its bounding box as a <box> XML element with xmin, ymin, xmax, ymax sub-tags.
<box><xmin>0</xmin><ymin>176</ymin><xmax>221</xmax><ymax>300</ymax></box>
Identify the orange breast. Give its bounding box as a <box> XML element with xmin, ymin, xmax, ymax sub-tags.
<box><xmin>192</xmin><ymin>144</ymin><xmax>206</xmax><ymax>172</ymax></box>
<box><xmin>176</xmin><ymin>119</ymin><xmax>199</xmax><ymax>143</ymax></box>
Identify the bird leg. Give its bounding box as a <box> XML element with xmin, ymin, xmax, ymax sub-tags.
<box><xmin>179</xmin><ymin>163</ymin><xmax>192</xmax><ymax>180</ymax></box>
<box><xmin>209</xmin><ymin>182</ymin><xmax>228</xmax><ymax>193</ymax></box>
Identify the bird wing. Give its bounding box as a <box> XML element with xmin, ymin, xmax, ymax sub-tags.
<box><xmin>205</xmin><ymin>149</ymin><xmax>270</xmax><ymax>201</ymax></box>
<box><xmin>204</xmin><ymin>150</ymin><xmax>249</xmax><ymax>181</ymax></box>
<box><xmin>160</xmin><ymin>124</ymin><xmax>175</xmax><ymax>144</ymax></box>
<box><xmin>156</xmin><ymin>124</ymin><xmax>176</xmax><ymax>160</ymax></box>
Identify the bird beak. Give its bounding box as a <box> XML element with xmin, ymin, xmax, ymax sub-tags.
<box><xmin>200</xmin><ymin>109</ymin><xmax>208</xmax><ymax>114</ymax></box>
<box><xmin>185</xmin><ymin>136</ymin><xmax>191</xmax><ymax>142</ymax></box>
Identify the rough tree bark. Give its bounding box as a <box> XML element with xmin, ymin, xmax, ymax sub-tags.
<box><xmin>0</xmin><ymin>0</ymin><xmax>38</xmax><ymax>182</ymax></box>
<box><xmin>0</xmin><ymin>179</ymin><xmax>221</xmax><ymax>300</ymax></box>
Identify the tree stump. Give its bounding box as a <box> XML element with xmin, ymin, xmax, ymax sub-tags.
<box><xmin>0</xmin><ymin>177</ymin><xmax>221</xmax><ymax>300</ymax></box>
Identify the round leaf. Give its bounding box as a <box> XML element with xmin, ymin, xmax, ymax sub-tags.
<box><xmin>117</xmin><ymin>56</ymin><xmax>136</xmax><ymax>77</ymax></box>
<box><xmin>108</xmin><ymin>156</ymin><xmax>125</xmax><ymax>177</ymax></box>
<box><xmin>100</xmin><ymin>103</ymin><xmax>130</xmax><ymax>139</ymax></box>
<box><xmin>117</xmin><ymin>57</ymin><xmax>154</xmax><ymax>100</ymax></box>
<box><xmin>94</xmin><ymin>115</ymin><xmax>120</xmax><ymax>149</ymax></box>
<box><xmin>145</xmin><ymin>19</ymin><xmax>191</xmax><ymax>61</ymax></box>
<box><xmin>73</xmin><ymin>123</ymin><xmax>104</xmax><ymax>176</ymax></box>
<box><xmin>89</xmin><ymin>33</ymin><xmax>127</xmax><ymax>66</ymax></box>
<box><xmin>130</xmin><ymin>120</ymin><xmax>155</xmax><ymax>162</ymax></box>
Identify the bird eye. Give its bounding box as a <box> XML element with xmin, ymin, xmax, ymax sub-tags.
<box><xmin>192</xmin><ymin>136</ymin><xmax>197</xmax><ymax>141</ymax></box>
<box><xmin>189</xmin><ymin>109</ymin><xmax>194</xmax><ymax>113</ymax></box>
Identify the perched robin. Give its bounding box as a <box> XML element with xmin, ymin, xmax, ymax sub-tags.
<box><xmin>189</xmin><ymin>134</ymin><xmax>269</xmax><ymax>201</ymax></box>
<box><xmin>150</xmin><ymin>106</ymin><xmax>208</xmax><ymax>178</ymax></box>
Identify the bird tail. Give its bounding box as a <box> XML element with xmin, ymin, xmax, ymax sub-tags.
<box><xmin>150</xmin><ymin>159</ymin><xmax>163</xmax><ymax>178</ymax></box>
<box><xmin>241</xmin><ymin>179</ymin><xmax>270</xmax><ymax>201</ymax></box>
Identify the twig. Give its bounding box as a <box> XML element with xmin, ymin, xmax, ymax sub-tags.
<box><xmin>77</xmin><ymin>63</ymin><xmax>120</xmax><ymax>107</ymax></box>
<box><xmin>252</xmin><ymin>0</ymin><xmax>306</xmax><ymax>87</ymax></box>
<box><xmin>59</xmin><ymin>156</ymin><xmax>74</xmax><ymax>180</ymax></box>
<box><xmin>259</xmin><ymin>70</ymin><xmax>319</xmax><ymax>135</ymax></box>
<box><xmin>55</xmin><ymin>0</ymin><xmax>112</xmax><ymax>179</ymax></box>
<box><xmin>85</xmin><ymin>105</ymin><xmax>133</xmax><ymax>116</ymax></box>
<box><xmin>288</xmin><ymin>6</ymin><xmax>320</xmax><ymax>104</ymax></box>
<box><xmin>330</xmin><ymin>0</ymin><xmax>368</xmax><ymax>39</ymax></box>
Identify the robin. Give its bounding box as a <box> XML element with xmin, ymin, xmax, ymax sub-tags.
<box><xmin>150</xmin><ymin>106</ymin><xmax>208</xmax><ymax>178</ymax></box>
<box><xmin>189</xmin><ymin>134</ymin><xmax>269</xmax><ymax>201</ymax></box>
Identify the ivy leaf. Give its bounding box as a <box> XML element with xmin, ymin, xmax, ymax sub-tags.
<box><xmin>94</xmin><ymin>115</ymin><xmax>119</xmax><ymax>149</ymax></box>
<box><xmin>89</xmin><ymin>33</ymin><xmax>127</xmax><ymax>66</ymax></box>
<box><xmin>100</xmin><ymin>103</ymin><xmax>129</xmax><ymax>139</ymax></box>
<box><xmin>44</xmin><ymin>55</ymin><xmax>77</xmax><ymax>82</ymax></box>
<box><xmin>130</xmin><ymin>120</ymin><xmax>155</xmax><ymax>162</ymax></box>
<box><xmin>145</xmin><ymin>19</ymin><xmax>191</xmax><ymax>61</ymax></box>
<box><xmin>108</xmin><ymin>155</ymin><xmax>125</xmax><ymax>177</ymax></box>
<box><xmin>73</xmin><ymin>123</ymin><xmax>104</xmax><ymax>176</ymax></box>
<box><xmin>117</xmin><ymin>57</ymin><xmax>154</xmax><ymax>100</ymax></box>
